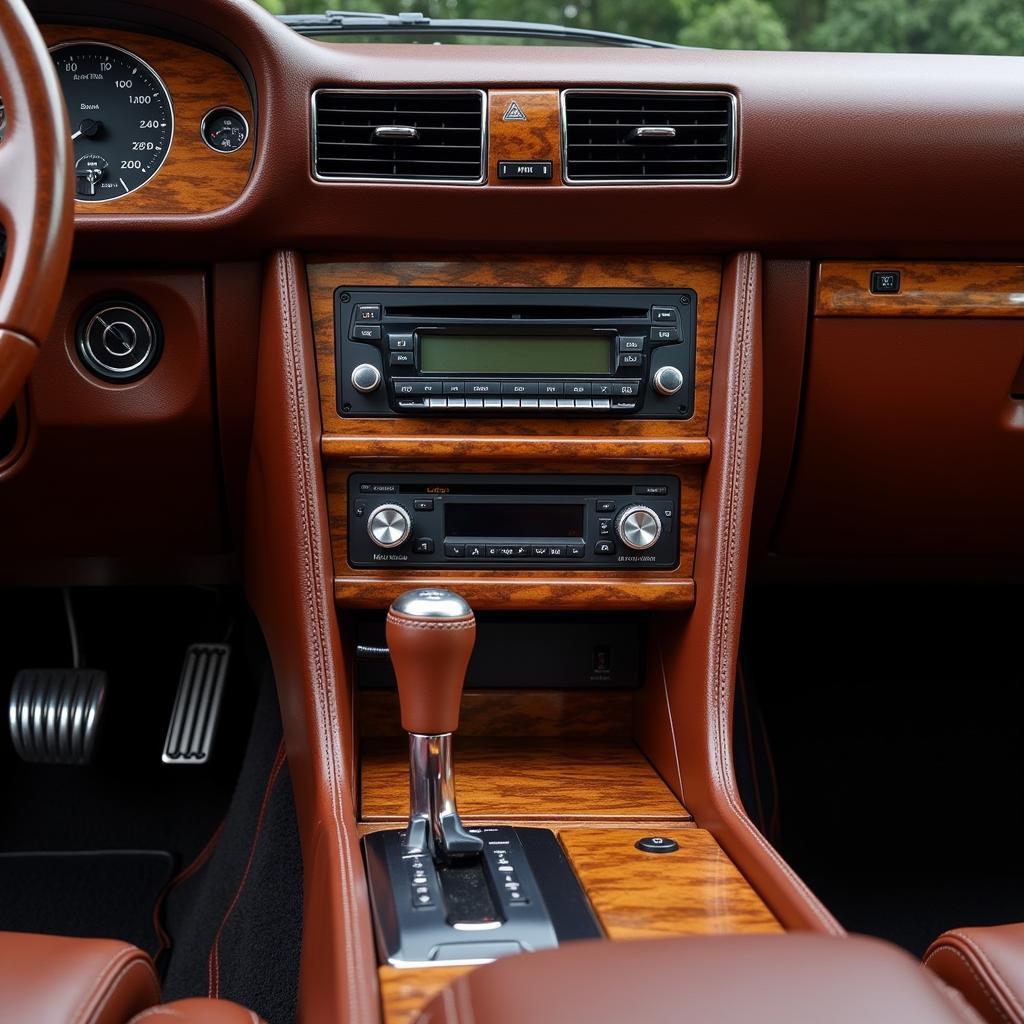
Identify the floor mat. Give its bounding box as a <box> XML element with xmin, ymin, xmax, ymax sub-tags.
<box><xmin>0</xmin><ymin>849</ymin><xmax>174</xmax><ymax>956</ymax></box>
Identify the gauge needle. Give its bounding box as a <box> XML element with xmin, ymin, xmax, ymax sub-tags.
<box><xmin>71</xmin><ymin>129</ymin><xmax>82</xmax><ymax>141</ymax></box>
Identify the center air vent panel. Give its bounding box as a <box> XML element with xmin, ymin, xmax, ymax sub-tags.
<box><xmin>562</xmin><ymin>89</ymin><xmax>736</xmax><ymax>184</ymax></box>
<box><xmin>313</xmin><ymin>89</ymin><xmax>486</xmax><ymax>184</ymax></box>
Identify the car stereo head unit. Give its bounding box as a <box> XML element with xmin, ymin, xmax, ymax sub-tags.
<box><xmin>335</xmin><ymin>288</ymin><xmax>696</xmax><ymax>419</ymax></box>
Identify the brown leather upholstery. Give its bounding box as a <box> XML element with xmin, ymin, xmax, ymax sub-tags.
<box><xmin>0</xmin><ymin>931</ymin><xmax>160</xmax><ymax>1024</ymax></box>
<box><xmin>418</xmin><ymin>935</ymin><xmax>982</xmax><ymax>1024</ymax></box>
<box><xmin>128</xmin><ymin>998</ymin><xmax>265</xmax><ymax>1024</ymax></box>
<box><xmin>925</xmin><ymin>925</ymin><xmax>1024</xmax><ymax>1024</ymax></box>
<box><xmin>386</xmin><ymin>598</ymin><xmax>476</xmax><ymax>735</ymax></box>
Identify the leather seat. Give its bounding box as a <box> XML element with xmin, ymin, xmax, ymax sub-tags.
<box><xmin>925</xmin><ymin>924</ymin><xmax>1024</xmax><ymax>1024</ymax></box>
<box><xmin>0</xmin><ymin>931</ymin><xmax>264</xmax><ymax>1024</ymax></box>
<box><xmin>418</xmin><ymin>934</ymin><xmax>983</xmax><ymax>1023</ymax></box>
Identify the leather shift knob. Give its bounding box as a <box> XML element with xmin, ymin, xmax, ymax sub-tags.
<box><xmin>386</xmin><ymin>589</ymin><xmax>475</xmax><ymax>735</ymax></box>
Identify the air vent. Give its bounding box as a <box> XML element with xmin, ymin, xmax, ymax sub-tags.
<box><xmin>562</xmin><ymin>90</ymin><xmax>736</xmax><ymax>184</ymax></box>
<box><xmin>313</xmin><ymin>89</ymin><xmax>486</xmax><ymax>183</ymax></box>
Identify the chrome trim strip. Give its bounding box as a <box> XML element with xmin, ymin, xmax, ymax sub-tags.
<box><xmin>311</xmin><ymin>87</ymin><xmax>487</xmax><ymax>185</ymax></box>
<box><xmin>559</xmin><ymin>88</ymin><xmax>738</xmax><ymax>186</ymax></box>
<box><xmin>49</xmin><ymin>40</ymin><xmax>175</xmax><ymax>204</ymax></box>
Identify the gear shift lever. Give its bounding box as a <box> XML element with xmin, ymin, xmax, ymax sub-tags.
<box><xmin>386</xmin><ymin>588</ymin><xmax>484</xmax><ymax>862</ymax></box>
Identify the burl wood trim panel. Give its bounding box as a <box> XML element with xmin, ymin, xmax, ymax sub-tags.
<box><xmin>327</xmin><ymin>460</ymin><xmax>701</xmax><ymax>610</ymax></box>
<box><xmin>308</xmin><ymin>255</ymin><xmax>720</xmax><ymax>443</ymax></box>
<box><xmin>360</xmin><ymin>738</ymin><xmax>690</xmax><ymax>823</ymax></box>
<box><xmin>487</xmin><ymin>89</ymin><xmax>561</xmax><ymax>185</ymax></box>
<box><xmin>816</xmin><ymin>261</ymin><xmax>1024</xmax><ymax>317</ymax></box>
<box><xmin>561</xmin><ymin>829</ymin><xmax>782</xmax><ymax>939</ymax></box>
<box><xmin>44</xmin><ymin>26</ymin><xmax>254</xmax><ymax>215</ymax></box>
<box><xmin>360</xmin><ymin>689</ymin><xmax>634</xmax><ymax>739</ymax></box>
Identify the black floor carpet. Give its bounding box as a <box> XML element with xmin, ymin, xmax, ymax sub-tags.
<box><xmin>742</xmin><ymin>582</ymin><xmax>1024</xmax><ymax>956</ymax></box>
<box><xmin>0</xmin><ymin>849</ymin><xmax>174</xmax><ymax>956</ymax></box>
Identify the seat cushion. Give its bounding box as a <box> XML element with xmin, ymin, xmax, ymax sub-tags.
<box><xmin>418</xmin><ymin>934</ymin><xmax>981</xmax><ymax>1024</ymax></box>
<box><xmin>926</xmin><ymin>925</ymin><xmax>1024</xmax><ymax>1024</ymax></box>
<box><xmin>0</xmin><ymin>931</ymin><xmax>160</xmax><ymax>1024</ymax></box>
<box><xmin>128</xmin><ymin>999</ymin><xmax>265</xmax><ymax>1024</ymax></box>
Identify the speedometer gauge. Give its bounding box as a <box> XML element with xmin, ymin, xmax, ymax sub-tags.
<box><xmin>50</xmin><ymin>42</ymin><xmax>173</xmax><ymax>202</ymax></box>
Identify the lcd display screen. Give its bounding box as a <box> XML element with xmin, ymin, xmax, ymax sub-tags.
<box><xmin>419</xmin><ymin>335</ymin><xmax>611</xmax><ymax>375</ymax></box>
<box><xmin>445</xmin><ymin>503</ymin><xmax>585</xmax><ymax>539</ymax></box>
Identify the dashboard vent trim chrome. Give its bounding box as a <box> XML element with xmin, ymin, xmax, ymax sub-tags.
<box><xmin>312</xmin><ymin>88</ymin><xmax>487</xmax><ymax>185</ymax></box>
<box><xmin>560</xmin><ymin>89</ymin><xmax>737</xmax><ymax>185</ymax></box>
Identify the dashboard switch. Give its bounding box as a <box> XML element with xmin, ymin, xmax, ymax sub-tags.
<box><xmin>870</xmin><ymin>270</ymin><xmax>901</xmax><ymax>294</ymax></box>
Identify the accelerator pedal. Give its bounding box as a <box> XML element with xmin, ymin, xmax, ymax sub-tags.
<box><xmin>162</xmin><ymin>643</ymin><xmax>230</xmax><ymax>765</ymax></box>
<box><xmin>9</xmin><ymin>668</ymin><xmax>107</xmax><ymax>765</ymax></box>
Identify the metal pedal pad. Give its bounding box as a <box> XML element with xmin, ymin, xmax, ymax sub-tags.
<box><xmin>162</xmin><ymin>643</ymin><xmax>230</xmax><ymax>765</ymax></box>
<box><xmin>9</xmin><ymin>668</ymin><xmax>107</xmax><ymax>765</ymax></box>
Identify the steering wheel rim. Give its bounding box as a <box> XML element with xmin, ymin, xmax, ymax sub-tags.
<box><xmin>0</xmin><ymin>0</ymin><xmax>73</xmax><ymax>414</ymax></box>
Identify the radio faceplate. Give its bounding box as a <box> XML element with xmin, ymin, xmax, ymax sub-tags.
<box><xmin>348</xmin><ymin>473</ymin><xmax>680</xmax><ymax>570</ymax></box>
<box><xmin>336</xmin><ymin>288</ymin><xmax>696</xmax><ymax>419</ymax></box>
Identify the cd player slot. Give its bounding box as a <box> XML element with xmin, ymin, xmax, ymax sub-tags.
<box><xmin>383</xmin><ymin>304</ymin><xmax>649</xmax><ymax>320</ymax></box>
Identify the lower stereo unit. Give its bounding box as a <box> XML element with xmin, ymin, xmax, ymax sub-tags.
<box><xmin>348</xmin><ymin>473</ymin><xmax>680</xmax><ymax>570</ymax></box>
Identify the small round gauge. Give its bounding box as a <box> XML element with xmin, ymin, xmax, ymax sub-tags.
<box><xmin>50</xmin><ymin>42</ymin><xmax>173</xmax><ymax>202</ymax></box>
<box><xmin>201</xmin><ymin>107</ymin><xmax>249</xmax><ymax>153</ymax></box>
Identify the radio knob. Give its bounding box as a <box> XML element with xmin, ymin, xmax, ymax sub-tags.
<box><xmin>351</xmin><ymin>363</ymin><xmax>382</xmax><ymax>394</ymax></box>
<box><xmin>615</xmin><ymin>505</ymin><xmax>662</xmax><ymax>551</ymax></box>
<box><xmin>368</xmin><ymin>504</ymin><xmax>412</xmax><ymax>549</ymax></box>
<box><xmin>652</xmin><ymin>366</ymin><xmax>684</xmax><ymax>397</ymax></box>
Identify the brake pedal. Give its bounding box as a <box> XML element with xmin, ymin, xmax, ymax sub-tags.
<box><xmin>162</xmin><ymin>644</ymin><xmax>230</xmax><ymax>765</ymax></box>
<box><xmin>8</xmin><ymin>668</ymin><xmax>107</xmax><ymax>765</ymax></box>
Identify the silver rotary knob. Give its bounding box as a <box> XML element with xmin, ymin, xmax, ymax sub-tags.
<box><xmin>367</xmin><ymin>504</ymin><xmax>412</xmax><ymax>549</ymax></box>
<box><xmin>351</xmin><ymin>363</ymin><xmax>382</xmax><ymax>394</ymax></box>
<box><xmin>653</xmin><ymin>366</ymin><xmax>684</xmax><ymax>397</ymax></box>
<box><xmin>615</xmin><ymin>505</ymin><xmax>662</xmax><ymax>551</ymax></box>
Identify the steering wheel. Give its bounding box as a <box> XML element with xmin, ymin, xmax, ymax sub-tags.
<box><xmin>0</xmin><ymin>0</ymin><xmax>73</xmax><ymax>414</ymax></box>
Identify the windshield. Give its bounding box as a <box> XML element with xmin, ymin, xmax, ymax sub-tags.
<box><xmin>259</xmin><ymin>0</ymin><xmax>1024</xmax><ymax>54</ymax></box>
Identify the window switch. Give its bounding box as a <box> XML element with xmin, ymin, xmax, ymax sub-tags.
<box><xmin>870</xmin><ymin>270</ymin><xmax>901</xmax><ymax>294</ymax></box>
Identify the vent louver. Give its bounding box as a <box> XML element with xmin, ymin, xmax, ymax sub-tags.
<box><xmin>313</xmin><ymin>89</ymin><xmax>486</xmax><ymax>183</ymax></box>
<box><xmin>563</xmin><ymin>90</ymin><xmax>736</xmax><ymax>183</ymax></box>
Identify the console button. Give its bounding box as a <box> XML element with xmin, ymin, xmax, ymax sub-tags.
<box><xmin>413</xmin><ymin>538</ymin><xmax>435</xmax><ymax>554</ymax></box>
<box><xmin>538</xmin><ymin>381</ymin><xmax>563</xmax><ymax>396</ymax></box>
<box><xmin>651</xmin><ymin>307</ymin><xmax>677</xmax><ymax>323</ymax></box>
<box><xmin>618</xmin><ymin>336</ymin><xmax>644</xmax><ymax>352</ymax></box>
<box><xmin>413</xmin><ymin>499</ymin><xmax>434</xmax><ymax>511</ymax></box>
<box><xmin>592</xmin><ymin>381</ymin><xmax>613</xmax><ymax>397</ymax></box>
<box><xmin>445</xmin><ymin>543</ymin><xmax>465</xmax><ymax>558</ymax></box>
<box><xmin>635</xmin><ymin>836</ymin><xmax>679</xmax><ymax>854</ymax></box>
<box><xmin>443</xmin><ymin>381</ymin><xmax>467</xmax><ymax>395</ymax></box>
<box><xmin>513</xmin><ymin>545</ymin><xmax>530</xmax><ymax>558</ymax></box>
<box><xmin>548</xmin><ymin>545</ymin><xmax>565</xmax><ymax>558</ymax></box>
<box><xmin>427</xmin><ymin>397</ymin><xmax>448</xmax><ymax>409</ymax></box>
<box><xmin>592</xmin><ymin>398</ymin><xmax>611</xmax><ymax>410</ymax></box>
<box><xmin>483</xmin><ymin>397</ymin><xmax>502</xmax><ymax>409</ymax></box>
<box><xmin>556</xmin><ymin>398</ymin><xmax>574</xmax><ymax>409</ymax></box>
<box><xmin>388</xmin><ymin>333</ymin><xmax>414</xmax><ymax>350</ymax></box>
<box><xmin>352</xmin><ymin>324</ymin><xmax>382</xmax><ymax>341</ymax></box>
<box><xmin>596</xmin><ymin>501</ymin><xmax>616</xmax><ymax>513</ymax></box>
<box><xmin>566</xmin><ymin>544</ymin><xmax>584</xmax><ymax>558</ymax></box>
<box><xmin>502</xmin><ymin>381</ymin><xmax>538</xmax><ymax>395</ymax></box>
<box><xmin>574</xmin><ymin>399</ymin><xmax>593</xmax><ymax>409</ymax></box>
<box><xmin>599</xmin><ymin>519</ymin><xmax>612</xmax><ymax>537</ymax></box>
<box><xmin>447</xmin><ymin>397</ymin><xmax>466</xmax><ymax>408</ymax></box>
<box><xmin>520</xmin><ymin>398</ymin><xmax>539</xmax><ymax>409</ymax></box>
<box><xmin>532</xmin><ymin>546</ymin><xmax>549</xmax><ymax>557</ymax></box>
<box><xmin>650</xmin><ymin>326</ymin><xmax>679</xmax><ymax>343</ymax></box>
<box><xmin>617</xmin><ymin>352</ymin><xmax>643</xmax><ymax>369</ymax></box>
<box><xmin>538</xmin><ymin>398</ymin><xmax>557</xmax><ymax>409</ymax></box>
<box><xmin>466</xmin><ymin>380</ymin><xmax>499</xmax><ymax>395</ymax></box>
<box><xmin>565</xmin><ymin>382</ymin><xmax>591</xmax><ymax>397</ymax></box>
<box><xmin>389</xmin><ymin>351</ymin><xmax>414</xmax><ymax>367</ymax></box>
<box><xmin>595</xmin><ymin>541</ymin><xmax>615</xmax><ymax>555</ymax></box>
<box><xmin>501</xmin><ymin>398</ymin><xmax>521</xmax><ymax>409</ymax></box>
<box><xmin>610</xmin><ymin>380</ymin><xmax>641</xmax><ymax>397</ymax></box>
<box><xmin>410</xmin><ymin>380</ymin><xmax>442</xmax><ymax>395</ymax></box>
<box><xmin>465</xmin><ymin>398</ymin><xmax>484</xmax><ymax>409</ymax></box>
<box><xmin>393</xmin><ymin>381</ymin><xmax>417</xmax><ymax>397</ymax></box>
<box><xmin>355</xmin><ymin>304</ymin><xmax>381</xmax><ymax>323</ymax></box>
<box><xmin>466</xmin><ymin>544</ymin><xmax>485</xmax><ymax>558</ymax></box>
<box><xmin>870</xmin><ymin>270</ymin><xmax>901</xmax><ymax>294</ymax></box>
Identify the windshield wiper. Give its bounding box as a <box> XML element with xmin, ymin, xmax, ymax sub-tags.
<box><xmin>280</xmin><ymin>10</ymin><xmax>682</xmax><ymax>49</ymax></box>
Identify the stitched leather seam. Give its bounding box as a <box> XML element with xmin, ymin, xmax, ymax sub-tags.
<box><xmin>949</xmin><ymin>933</ymin><xmax>1024</xmax><ymax>1021</ymax></box>
<box><xmin>708</xmin><ymin>254</ymin><xmax>839</xmax><ymax>934</ymax></box>
<box><xmin>385</xmin><ymin>614</ymin><xmax>475</xmax><ymax>631</ymax></box>
<box><xmin>76</xmin><ymin>953</ymin><xmax>159</xmax><ymax>1024</ymax></box>
<box><xmin>280</xmin><ymin>251</ymin><xmax>372</xmax><ymax>1023</ymax></box>
<box><xmin>207</xmin><ymin>740</ymin><xmax>286</xmax><ymax>998</ymax></box>
<box><xmin>925</xmin><ymin>944</ymin><xmax>1014</xmax><ymax>1024</ymax></box>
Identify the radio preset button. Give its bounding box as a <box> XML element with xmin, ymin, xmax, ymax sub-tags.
<box><xmin>595</xmin><ymin>541</ymin><xmax>616</xmax><ymax>555</ymax></box>
<box><xmin>443</xmin><ymin>381</ymin><xmax>467</xmax><ymax>394</ymax></box>
<box><xmin>389</xmin><ymin>351</ymin><xmax>414</xmax><ymax>367</ymax></box>
<box><xmin>651</xmin><ymin>306</ymin><xmax>677</xmax><ymax>323</ymax></box>
<box><xmin>575</xmin><ymin>399</ymin><xmax>593</xmax><ymax>409</ymax></box>
<box><xmin>502</xmin><ymin>381</ymin><xmax>539</xmax><ymax>395</ymax></box>
<box><xmin>593</xmin><ymin>398</ymin><xmax>611</xmax><ymax>410</ymax></box>
<box><xmin>539</xmin><ymin>398</ymin><xmax>558</xmax><ymax>409</ymax></box>
<box><xmin>618</xmin><ymin>352</ymin><xmax>643</xmax><ymax>368</ymax></box>
<box><xmin>556</xmin><ymin>398</ymin><xmax>574</xmax><ymax>409</ymax></box>
<box><xmin>467</xmin><ymin>381</ymin><xmax>499</xmax><ymax>395</ymax></box>
<box><xmin>651</xmin><ymin>326</ymin><xmax>679</xmax><ymax>343</ymax></box>
<box><xmin>566</xmin><ymin>544</ymin><xmax>584</xmax><ymax>559</ymax></box>
<box><xmin>611</xmin><ymin>380</ymin><xmax>642</xmax><ymax>397</ymax></box>
<box><xmin>393</xmin><ymin>381</ymin><xmax>416</xmax><ymax>396</ymax></box>
<box><xmin>427</xmin><ymin>397</ymin><xmax>447</xmax><ymax>408</ymax></box>
<box><xmin>565</xmin><ymin>382</ymin><xmax>591</xmax><ymax>396</ymax></box>
<box><xmin>355</xmin><ymin>304</ymin><xmax>381</xmax><ymax>323</ymax></box>
<box><xmin>538</xmin><ymin>382</ymin><xmax>563</xmax><ymax>396</ymax></box>
<box><xmin>520</xmin><ymin>398</ymin><xmax>539</xmax><ymax>409</ymax></box>
<box><xmin>465</xmin><ymin>398</ymin><xmax>484</xmax><ymax>409</ymax></box>
<box><xmin>388</xmin><ymin>333</ymin><xmax>414</xmax><ymax>350</ymax></box>
<box><xmin>483</xmin><ymin>397</ymin><xmax>502</xmax><ymax>408</ymax></box>
<box><xmin>501</xmin><ymin>398</ymin><xmax>521</xmax><ymax>409</ymax></box>
<box><xmin>596</xmin><ymin>501</ymin><xmax>616</xmax><ymax>513</ymax></box>
<box><xmin>411</xmin><ymin>381</ymin><xmax>442</xmax><ymax>395</ymax></box>
<box><xmin>592</xmin><ymin>382</ymin><xmax>613</xmax><ymax>397</ymax></box>
<box><xmin>618</xmin><ymin>336</ymin><xmax>644</xmax><ymax>352</ymax></box>
<box><xmin>548</xmin><ymin>545</ymin><xmax>566</xmax><ymax>557</ymax></box>
<box><xmin>352</xmin><ymin>324</ymin><xmax>382</xmax><ymax>341</ymax></box>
